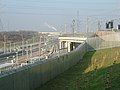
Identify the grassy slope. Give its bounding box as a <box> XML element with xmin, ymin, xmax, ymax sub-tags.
<box><xmin>36</xmin><ymin>47</ymin><xmax>120</xmax><ymax>90</ymax></box>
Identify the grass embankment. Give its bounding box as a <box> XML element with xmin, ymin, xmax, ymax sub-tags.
<box><xmin>36</xmin><ymin>47</ymin><xmax>120</xmax><ymax>90</ymax></box>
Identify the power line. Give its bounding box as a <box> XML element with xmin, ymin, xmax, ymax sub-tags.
<box><xmin>3</xmin><ymin>0</ymin><xmax>118</xmax><ymax>4</ymax></box>
<box><xmin>1</xmin><ymin>11</ymin><xmax>119</xmax><ymax>17</ymax></box>
<box><xmin>3</xmin><ymin>5</ymin><xmax>119</xmax><ymax>11</ymax></box>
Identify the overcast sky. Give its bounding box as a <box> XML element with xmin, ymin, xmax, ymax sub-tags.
<box><xmin>0</xmin><ymin>0</ymin><xmax>119</xmax><ymax>32</ymax></box>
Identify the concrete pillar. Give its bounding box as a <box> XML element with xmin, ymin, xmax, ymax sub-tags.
<box><xmin>63</xmin><ymin>41</ymin><xmax>68</xmax><ymax>48</ymax></box>
<box><xmin>65</xmin><ymin>41</ymin><xmax>68</xmax><ymax>48</ymax></box>
<box><xmin>61</xmin><ymin>41</ymin><xmax>63</xmax><ymax>49</ymax></box>
<box><xmin>59</xmin><ymin>41</ymin><xmax>62</xmax><ymax>49</ymax></box>
<box><xmin>62</xmin><ymin>41</ymin><xmax>64</xmax><ymax>48</ymax></box>
<box><xmin>62</xmin><ymin>41</ymin><xmax>65</xmax><ymax>48</ymax></box>
<box><xmin>67</xmin><ymin>41</ymin><xmax>71</xmax><ymax>52</ymax></box>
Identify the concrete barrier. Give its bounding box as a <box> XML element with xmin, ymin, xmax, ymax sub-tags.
<box><xmin>0</xmin><ymin>42</ymin><xmax>86</xmax><ymax>90</ymax></box>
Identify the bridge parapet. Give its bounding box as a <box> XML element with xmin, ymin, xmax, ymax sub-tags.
<box><xmin>58</xmin><ymin>32</ymin><xmax>95</xmax><ymax>52</ymax></box>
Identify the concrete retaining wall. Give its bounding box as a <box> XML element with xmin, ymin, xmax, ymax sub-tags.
<box><xmin>0</xmin><ymin>42</ymin><xmax>86</xmax><ymax>90</ymax></box>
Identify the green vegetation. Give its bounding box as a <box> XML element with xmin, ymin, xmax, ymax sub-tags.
<box><xmin>36</xmin><ymin>47</ymin><xmax>120</xmax><ymax>90</ymax></box>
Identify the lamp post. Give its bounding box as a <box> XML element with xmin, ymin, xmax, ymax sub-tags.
<box><xmin>39</xmin><ymin>36</ymin><xmax>41</xmax><ymax>60</ymax></box>
<box><xmin>86</xmin><ymin>17</ymin><xmax>89</xmax><ymax>33</ymax></box>
<box><xmin>16</xmin><ymin>52</ymin><xmax>18</xmax><ymax>63</ymax></box>
<box><xmin>72</xmin><ymin>19</ymin><xmax>75</xmax><ymax>36</ymax></box>
<box><xmin>33</xmin><ymin>35</ymin><xmax>35</xmax><ymax>44</ymax></box>
<box><xmin>4</xmin><ymin>42</ymin><xmax>6</xmax><ymax>54</ymax></box>
<box><xmin>21</xmin><ymin>34</ymin><xmax>24</xmax><ymax>56</ymax></box>
<box><xmin>14</xmin><ymin>42</ymin><xmax>16</xmax><ymax>52</ymax></box>
<box><xmin>9</xmin><ymin>42</ymin><xmax>11</xmax><ymax>53</ymax></box>
<box><xmin>30</xmin><ymin>44</ymin><xmax>32</xmax><ymax>57</ymax></box>
<box><xmin>26</xmin><ymin>41</ymin><xmax>29</xmax><ymax>60</ymax></box>
<box><xmin>3</xmin><ymin>35</ymin><xmax>6</xmax><ymax>54</ymax></box>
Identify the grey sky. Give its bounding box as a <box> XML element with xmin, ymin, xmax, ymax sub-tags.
<box><xmin>0</xmin><ymin>0</ymin><xmax>119</xmax><ymax>32</ymax></box>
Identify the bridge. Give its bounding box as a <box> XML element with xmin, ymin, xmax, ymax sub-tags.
<box><xmin>58</xmin><ymin>33</ymin><xmax>95</xmax><ymax>52</ymax></box>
